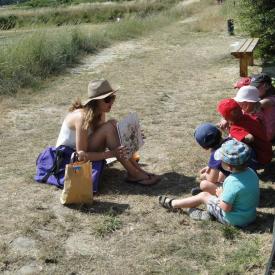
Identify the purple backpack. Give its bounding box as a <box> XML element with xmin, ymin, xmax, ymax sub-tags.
<box><xmin>34</xmin><ymin>145</ymin><xmax>104</xmax><ymax>192</ymax></box>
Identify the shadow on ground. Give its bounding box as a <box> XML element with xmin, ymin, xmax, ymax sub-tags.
<box><xmin>99</xmin><ymin>166</ymin><xmax>196</xmax><ymax>197</ymax></box>
<box><xmin>243</xmin><ymin>211</ymin><xmax>274</xmax><ymax>234</ymax></box>
<box><xmin>66</xmin><ymin>200</ymin><xmax>130</xmax><ymax>215</ymax></box>
<box><xmin>259</xmin><ymin>187</ymin><xmax>275</xmax><ymax>208</ymax></box>
<box><xmin>258</xmin><ymin>160</ymin><xmax>275</xmax><ymax>183</ymax></box>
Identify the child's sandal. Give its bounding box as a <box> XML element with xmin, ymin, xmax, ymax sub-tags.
<box><xmin>158</xmin><ymin>195</ymin><xmax>175</xmax><ymax>210</ymax></box>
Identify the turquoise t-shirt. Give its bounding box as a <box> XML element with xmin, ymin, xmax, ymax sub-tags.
<box><xmin>221</xmin><ymin>168</ymin><xmax>259</xmax><ymax>226</ymax></box>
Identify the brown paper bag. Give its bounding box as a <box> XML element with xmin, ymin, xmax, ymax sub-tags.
<box><xmin>60</xmin><ymin>161</ymin><xmax>93</xmax><ymax>205</ymax></box>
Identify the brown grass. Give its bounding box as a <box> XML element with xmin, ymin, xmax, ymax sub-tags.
<box><xmin>0</xmin><ymin>1</ymin><xmax>274</xmax><ymax>274</ymax></box>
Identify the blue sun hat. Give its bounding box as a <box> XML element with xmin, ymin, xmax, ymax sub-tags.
<box><xmin>194</xmin><ymin>123</ymin><xmax>221</xmax><ymax>148</ymax></box>
<box><xmin>214</xmin><ymin>139</ymin><xmax>251</xmax><ymax>166</ymax></box>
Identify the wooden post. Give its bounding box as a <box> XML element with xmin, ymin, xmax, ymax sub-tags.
<box><xmin>240</xmin><ymin>54</ymin><xmax>248</xmax><ymax>77</ymax></box>
<box><xmin>248</xmin><ymin>53</ymin><xmax>254</xmax><ymax>66</ymax></box>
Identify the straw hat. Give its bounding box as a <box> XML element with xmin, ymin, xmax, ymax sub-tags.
<box><xmin>83</xmin><ymin>80</ymin><xmax>119</xmax><ymax>106</ymax></box>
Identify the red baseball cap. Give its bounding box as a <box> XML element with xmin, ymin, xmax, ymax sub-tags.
<box><xmin>233</xmin><ymin>77</ymin><xmax>251</xmax><ymax>89</ymax></box>
<box><xmin>217</xmin><ymin>98</ymin><xmax>241</xmax><ymax>120</ymax></box>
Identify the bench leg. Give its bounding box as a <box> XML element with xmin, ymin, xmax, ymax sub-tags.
<box><xmin>248</xmin><ymin>53</ymin><xmax>254</xmax><ymax>66</ymax></box>
<box><xmin>240</xmin><ymin>55</ymin><xmax>248</xmax><ymax>77</ymax></box>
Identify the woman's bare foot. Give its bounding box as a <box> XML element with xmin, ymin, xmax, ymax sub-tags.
<box><xmin>126</xmin><ymin>174</ymin><xmax>161</xmax><ymax>186</ymax></box>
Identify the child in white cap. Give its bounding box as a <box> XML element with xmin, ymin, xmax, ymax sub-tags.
<box><xmin>159</xmin><ymin>139</ymin><xmax>259</xmax><ymax>227</ymax></box>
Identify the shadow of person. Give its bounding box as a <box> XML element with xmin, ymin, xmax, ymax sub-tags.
<box><xmin>98</xmin><ymin>167</ymin><xmax>197</xmax><ymax>197</ymax></box>
<box><xmin>258</xmin><ymin>160</ymin><xmax>275</xmax><ymax>183</ymax></box>
<box><xmin>259</xmin><ymin>187</ymin><xmax>275</xmax><ymax>208</ymax></box>
<box><xmin>66</xmin><ymin>200</ymin><xmax>130</xmax><ymax>215</ymax></box>
<box><xmin>242</xmin><ymin>211</ymin><xmax>274</xmax><ymax>234</ymax></box>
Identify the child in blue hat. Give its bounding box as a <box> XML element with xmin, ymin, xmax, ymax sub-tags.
<box><xmin>159</xmin><ymin>139</ymin><xmax>259</xmax><ymax>227</ymax></box>
<box><xmin>192</xmin><ymin>123</ymin><xmax>230</xmax><ymax>196</ymax></box>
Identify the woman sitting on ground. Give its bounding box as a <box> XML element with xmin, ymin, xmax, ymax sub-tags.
<box><xmin>56</xmin><ymin>79</ymin><xmax>160</xmax><ymax>186</ymax></box>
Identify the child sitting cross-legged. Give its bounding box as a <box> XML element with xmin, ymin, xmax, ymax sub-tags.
<box><xmin>159</xmin><ymin>139</ymin><xmax>260</xmax><ymax>227</ymax></box>
<box><xmin>192</xmin><ymin>123</ymin><xmax>231</xmax><ymax>196</ymax></box>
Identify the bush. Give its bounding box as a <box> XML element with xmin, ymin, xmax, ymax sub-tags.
<box><xmin>0</xmin><ymin>15</ymin><xmax>17</xmax><ymax>30</ymax></box>
<box><xmin>238</xmin><ymin>0</ymin><xmax>275</xmax><ymax>61</ymax></box>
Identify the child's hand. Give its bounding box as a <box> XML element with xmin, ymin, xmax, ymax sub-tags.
<box><xmin>217</xmin><ymin>118</ymin><xmax>229</xmax><ymax>131</ymax></box>
<box><xmin>199</xmin><ymin>166</ymin><xmax>210</xmax><ymax>180</ymax></box>
<box><xmin>200</xmin><ymin>166</ymin><xmax>210</xmax><ymax>174</ymax></box>
<box><xmin>216</xmin><ymin>187</ymin><xmax>223</xmax><ymax>197</ymax></box>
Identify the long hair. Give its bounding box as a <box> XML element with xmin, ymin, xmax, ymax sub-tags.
<box><xmin>69</xmin><ymin>99</ymin><xmax>102</xmax><ymax>131</ymax></box>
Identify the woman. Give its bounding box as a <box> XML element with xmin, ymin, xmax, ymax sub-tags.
<box><xmin>56</xmin><ymin>79</ymin><xmax>160</xmax><ymax>185</ymax></box>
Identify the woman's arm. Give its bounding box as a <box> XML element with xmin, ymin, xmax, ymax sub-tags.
<box><xmin>74</xmin><ymin>112</ymin><xmax>113</xmax><ymax>161</ymax></box>
<box><xmin>260</xmin><ymin>98</ymin><xmax>274</xmax><ymax>109</ymax></box>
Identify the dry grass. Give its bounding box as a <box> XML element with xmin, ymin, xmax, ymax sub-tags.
<box><xmin>0</xmin><ymin>1</ymin><xmax>274</xmax><ymax>274</ymax></box>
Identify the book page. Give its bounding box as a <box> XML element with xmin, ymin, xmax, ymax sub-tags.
<box><xmin>117</xmin><ymin>113</ymin><xmax>144</xmax><ymax>159</ymax></box>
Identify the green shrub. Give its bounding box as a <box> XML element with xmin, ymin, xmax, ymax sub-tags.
<box><xmin>0</xmin><ymin>15</ymin><xmax>17</xmax><ymax>30</ymax></box>
<box><xmin>0</xmin><ymin>8</ymin><xmax>181</xmax><ymax>94</ymax></box>
<box><xmin>238</xmin><ymin>0</ymin><xmax>275</xmax><ymax>61</ymax></box>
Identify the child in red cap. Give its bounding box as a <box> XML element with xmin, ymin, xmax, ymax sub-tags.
<box><xmin>217</xmin><ymin>98</ymin><xmax>272</xmax><ymax>169</ymax></box>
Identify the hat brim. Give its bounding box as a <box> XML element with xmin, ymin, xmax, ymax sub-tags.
<box><xmin>233</xmin><ymin>96</ymin><xmax>260</xmax><ymax>103</ymax></box>
<box><xmin>250</xmin><ymin>82</ymin><xmax>261</xmax><ymax>88</ymax></box>
<box><xmin>83</xmin><ymin>87</ymin><xmax>119</xmax><ymax>106</ymax></box>
<box><xmin>214</xmin><ymin>148</ymin><xmax>223</xmax><ymax>161</ymax></box>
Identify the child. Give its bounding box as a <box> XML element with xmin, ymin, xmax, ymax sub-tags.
<box><xmin>234</xmin><ymin>85</ymin><xmax>261</xmax><ymax>116</ymax></box>
<box><xmin>192</xmin><ymin>123</ymin><xmax>231</xmax><ymax>196</ymax></box>
<box><xmin>251</xmin><ymin>73</ymin><xmax>275</xmax><ymax>142</ymax></box>
<box><xmin>159</xmin><ymin>139</ymin><xmax>259</xmax><ymax>227</ymax></box>
<box><xmin>217</xmin><ymin>98</ymin><xmax>272</xmax><ymax>170</ymax></box>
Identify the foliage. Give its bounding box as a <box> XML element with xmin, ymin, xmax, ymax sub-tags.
<box><xmin>0</xmin><ymin>10</ymin><xmax>180</xmax><ymax>94</ymax></box>
<box><xmin>0</xmin><ymin>0</ymin><xmax>178</xmax><ymax>29</ymax></box>
<box><xmin>238</xmin><ymin>0</ymin><xmax>275</xmax><ymax>61</ymax></box>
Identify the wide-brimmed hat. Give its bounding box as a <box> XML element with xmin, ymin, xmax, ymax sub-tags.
<box><xmin>234</xmin><ymin>85</ymin><xmax>260</xmax><ymax>103</ymax></box>
<box><xmin>251</xmin><ymin>73</ymin><xmax>272</xmax><ymax>88</ymax></box>
<box><xmin>83</xmin><ymin>80</ymin><xmax>119</xmax><ymax>106</ymax></box>
<box><xmin>214</xmin><ymin>139</ymin><xmax>251</xmax><ymax>166</ymax></box>
<box><xmin>194</xmin><ymin>123</ymin><xmax>221</xmax><ymax>148</ymax></box>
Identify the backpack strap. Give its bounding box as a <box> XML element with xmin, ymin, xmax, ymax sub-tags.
<box><xmin>41</xmin><ymin>147</ymin><xmax>64</xmax><ymax>185</ymax></box>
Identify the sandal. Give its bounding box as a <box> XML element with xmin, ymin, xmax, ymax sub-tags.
<box><xmin>158</xmin><ymin>195</ymin><xmax>175</xmax><ymax>210</ymax></box>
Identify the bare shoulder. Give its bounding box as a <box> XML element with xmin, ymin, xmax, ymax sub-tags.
<box><xmin>65</xmin><ymin>109</ymin><xmax>85</xmax><ymax>128</ymax></box>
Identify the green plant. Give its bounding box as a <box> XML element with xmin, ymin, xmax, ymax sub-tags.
<box><xmin>95</xmin><ymin>211</ymin><xmax>122</xmax><ymax>238</ymax></box>
<box><xmin>238</xmin><ymin>0</ymin><xmax>275</xmax><ymax>61</ymax></box>
<box><xmin>221</xmin><ymin>225</ymin><xmax>240</xmax><ymax>240</ymax></box>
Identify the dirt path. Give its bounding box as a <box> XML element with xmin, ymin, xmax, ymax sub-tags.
<box><xmin>0</xmin><ymin>11</ymin><xmax>273</xmax><ymax>275</ymax></box>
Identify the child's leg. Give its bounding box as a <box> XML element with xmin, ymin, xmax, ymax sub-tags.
<box><xmin>200</xmin><ymin>180</ymin><xmax>220</xmax><ymax>195</ymax></box>
<box><xmin>171</xmin><ymin>192</ymin><xmax>212</xmax><ymax>209</ymax></box>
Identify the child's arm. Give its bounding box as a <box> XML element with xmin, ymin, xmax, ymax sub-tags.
<box><xmin>216</xmin><ymin>187</ymin><xmax>232</xmax><ymax>212</ymax></box>
<box><xmin>243</xmin><ymin>133</ymin><xmax>254</xmax><ymax>143</ymax></box>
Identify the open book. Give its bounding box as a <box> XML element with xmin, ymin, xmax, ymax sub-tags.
<box><xmin>116</xmin><ymin>113</ymin><xmax>144</xmax><ymax>159</ymax></box>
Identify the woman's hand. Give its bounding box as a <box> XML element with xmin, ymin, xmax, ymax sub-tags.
<box><xmin>77</xmin><ymin>150</ymin><xmax>88</xmax><ymax>162</ymax></box>
<box><xmin>112</xmin><ymin>146</ymin><xmax>128</xmax><ymax>160</ymax></box>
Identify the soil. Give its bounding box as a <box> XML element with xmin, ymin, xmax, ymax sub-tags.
<box><xmin>0</xmin><ymin>3</ymin><xmax>274</xmax><ymax>274</ymax></box>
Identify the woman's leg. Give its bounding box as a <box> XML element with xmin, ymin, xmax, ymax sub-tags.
<box><xmin>88</xmin><ymin>120</ymin><xmax>158</xmax><ymax>184</ymax></box>
<box><xmin>171</xmin><ymin>192</ymin><xmax>212</xmax><ymax>209</ymax></box>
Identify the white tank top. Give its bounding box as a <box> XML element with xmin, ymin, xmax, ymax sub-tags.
<box><xmin>56</xmin><ymin>121</ymin><xmax>76</xmax><ymax>149</ymax></box>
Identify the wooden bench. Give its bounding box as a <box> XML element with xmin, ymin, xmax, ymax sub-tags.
<box><xmin>231</xmin><ymin>38</ymin><xmax>259</xmax><ymax>77</ymax></box>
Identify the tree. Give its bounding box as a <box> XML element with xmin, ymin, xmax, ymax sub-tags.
<box><xmin>238</xmin><ymin>0</ymin><xmax>275</xmax><ymax>61</ymax></box>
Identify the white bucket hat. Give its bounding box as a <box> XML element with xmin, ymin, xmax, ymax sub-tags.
<box><xmin>234</xmin><ymin>85</ymin><xmax>260</xmax><ymax>103</ymax></box>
